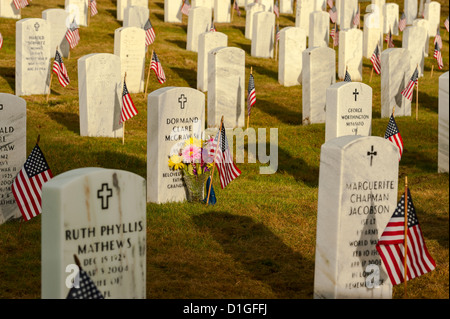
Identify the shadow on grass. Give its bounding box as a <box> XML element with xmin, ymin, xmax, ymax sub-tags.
<box><xmin>255</xmin><ymin>97</ymin><xmax>301</xmax><ymax>125</ymax></box>
<box><xmin>167</xmin><ymin>39</ymin><xmax>187</xmax><ymax>50</ymax></box>
<box><xmin>154</xmin><ymin>2</ymin><xmax>164</xmax><ymax>9</ymax></box>
<box><xmin>277</xmin><ymin>145</ymin><xmax>320</xmax><ymax>187</ymax></box>
<box><xmin>105</xmin><ymin>9</ymin><xmax>116</xmax><ymax>19</ymax></box>
<box><xmin>234</xmin><ymin>42</ymin><xmax>251</xmax><ymax>55</ymax></box>
<box><xmin>170</xmin><ymin>66</ymin><xmax>197</xmax><ymax>88</ymax></box>
<box><xmin>0</xmin><ymin>67</ymin><xmax>15</xmax><ymax>92</ymax></box>
<box><xmin>192</xmin><ymin>211</ymin><xmax>314</xmax><ymax>298</ymax></box>
<box><xmin>153</xmin><ymin>12</ymin><xmax>165</xmax><ymax>22</ymax></box>
<box><xmin>47</xmin><ymin>111</ymin><xmax>80</xmax><ymax>135</ymax></box>
<box><xmin>231</xmin><ymin>25</ymin><xmax>245</xmax><ymax>37</ymax></box>
<box><xmin>92</xmin><ymin>150</ymin><xmax>146</xmax><ymax>178</ymax></box>
<box><xmin>418</xmin><ymin>88</ymin><xmax>439</xmax><ymax>114</ymax></box>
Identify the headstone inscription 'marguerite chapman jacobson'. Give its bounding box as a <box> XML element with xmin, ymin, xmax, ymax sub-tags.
<box><xmin>338</xmin><ymin>28</ymin><xmax>363</xmax><ymax>81</ymax></box>
<box><xmin>114</xmin><ymin>27</ymin><xmax>146</xmax><ymax>93</ymax></box>
<box><xmin>0</xmin><ymin>0</ymin><xmax>20</xmax><ymax>19</ymax></box>
<box><xmin>207</xmin><ymin>46</ymin><xmax>246</xmax><ymax>129</ymax></box>
<box><xmin>380</xmin><ymin>48</ymin><xmax>412</xmax><ymax>118</ymax></box>
<box><xmin>41</xmin><ymin>167</ymin><xmax>146</xmax><ymax>299</ymax></box>
<box><xmin>65</xmin><ymin>0</ymin><xmax>89</xmax><ymax>26</ymax></box>
<box><xmin>302</xmin><ymin>46</ymin><xmax>336</xmax><ymax>125</ymax></box>
<box><xmin>438</xmin><ymin>72</ymin><xmax>449</xmax><ymax>173</ymax></box>
<box><xmin>42</xmin><ymin>9</ymin><xmax>71</xmax><ymax>59</ymax></box>
<box><xmin>314</xmin><ymin>135</ymin><xmax>399</xmax><ymax>299</ymax></box>
<box><xmin>197</xmin><ymin>31</ymin><xmax>228</xmax><ymax>92</ymax></box>
<box><xmin>325</xmin><ymin>82</ymin><xmax>372</xmax><ymax>142</ymax></box>
<box><xmin>0</xmin><ymin>94</ymin><xmax>26</xmax><ymax>225</ymax></box>
<box><xmin>278</xmin><ymin>27</ymin><xmax>307</xmax><ymax>87</ymax></box>
<box><xmin>78</xmin><ymin>53</ymin><xmax>123</xmax><ymax>138</ymax></box>
<box><xmin>251</xmin><ymin>11</ymin><xmax>275</xmax><ymax>58</ymax></box>
<box><xmin>15</xmin><ymin>18</ymin><xmax>51</xmax><ymax>96</ymax></box>
<box><xmin>147</xmin><ymin>87</ymin><xmax>205</xmax><ymax>204</ymax></box>
<box><xmin>186</xmin><ymin>6</ymin><xmax>212</xmax><ymax>53</ymax></box>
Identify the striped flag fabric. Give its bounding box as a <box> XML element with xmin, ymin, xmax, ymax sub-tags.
<box><xmin>211</xmin><ymin>126</ymin><xmax>241</xmax><ymax>189</ymax></box>
<box><xmin>13</xmin><ymin>0</ymin><xmax>29</xmax><ymax>10</ymax></box>
<box><xmin>398</xmin><ymin>12</ymin><xmax>406</xmax><ymax>32</ymax></box>
<box><xmin>233</xmin><ymin>0</ymin><xmax>241</xmax><ymax>17</ymax></box>
<box><xmin>376</xmin><ymin>189</ymin><xmax>436</xmax><ymax>286</ymax></box>
<box><xmin>247</xmin><ymin>73</ymin><xmax>256</xmax><ymax>116</ymax></box>
<box><xmin>385</xmin><ymin>30</ymin><xmax>394</xmax><ymax>48</ymax></box>
<box><xmin>12</xmin><ymin>144</ymin><xmax>53</xmax><ymax>221</ymax></box>
<box><xmin>401</xmin><ymin>67</ymin><xmax>419</xmax><ymax>101</ymax></box>
<box><xmin>181</xmin><ymin>0</ymin><xmax>190</xmax><ymax>16</ymax></box>
<box><xmin>384</xmin><ymin>114</ymin><xmax>404</xmax><ymax>160</ymax></box>
<box><xmin>353</xmin><ymin>6</ymin><xmax>360</xmax><ymax>27</ymax></box>
<box><xmin>344</xmin><ymin>69</ymin><xmax>351</xmax><ymax>82</ymax></box>
<box><xmin>0</xmin><ymin>32</ymin><xmax>3</xmax><ymax>49</ymax></box>
<box><xmin>328</xmin><ymin>6</ymin><xmax>338</xmax><ymax>23</ymax></box>
<box><xmin>210</xmin><ymin>18</ymin><xmax>216</xmax><ymax>32</ymax></box>
<box><xmin>52</xmin><ymin>49</ymin><xmax>70</xmax><ymax>87</ymax></box>
<box><xmin>445</xmin><ymin>16</ymin><xmax>449</xmax><ymax>32</ymax></box>
<box><xmin>434</xmin><ymin>27</ymin><xmax>442</xmax><ymax>50</ymax></box>
<box><xmin>151</xmin><ymin>51</ymin><xmax>166</xmax><ymax>84</ymax></box>
<box><xmin>65</xmin><ymin>20</ymin><xmax>80</xmax><ymax>49</ymax></box>
<box><xmin>89</xmin><ymin>0</ymin><xmax>98</xmax><ymax>16</ymax></box>
<box><xmin>370</xmin><ymin>44</ymin><xmax>381</xmax><ymax>75</ymax></box>
<box><xmin>434</xmin><ymin>42</ymin><xmax>443</xmax><ymax>70</ymax></box>
<box><xmin>331</xmin><ymin>24</ymin><xmax>339</xmax><ymax>46</ymax></box>
<box><xmin>144</xmin><ymin>19</ymin><xmax>156</xmax><ymax>46</ymax></box>
<box><xmin>275</xmin><ymin>24</ymin><xmax>280</xmax><ymax>42</ymax></box>
<box><xmin>66</xmin><ymin>268</ymin><xmax>104</xmax><ymax>299</ymax></box>
<box><xmin>273</xmin><ymin>0</ymin><xmax>279</xmax><ymax>18</ymax></box>
<box><xmin>120</xmin><ymin>80</ymin><xmax>138</xmax><ymax>124</ymax></box>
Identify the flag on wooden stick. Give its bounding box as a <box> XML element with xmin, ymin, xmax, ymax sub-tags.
<box><xmin>434</xmin><ymin>27</ymin><xmax>442</xmax><ymax>50</ymax></box>
<box><xmin>12</xmin><ymin>142</ymin><xmax>53</xmax><ymax>221</ymax></box>
<box><xmin>401</xmin><ymin>67</ymin><xmax>418</xmax><ymax>101</ymax></box>
<box><xmin>247</xmin><ymin>73</ymin><xmax>256</xmax><ymax>117</ymax></box>
<box><xmin>65</xmin><ymin>19</ymin><xmax>80</xmax><ymax>49</ymax></box>
<box><xmin>181</xmin><ymin>0</ymin><xmax>191</xmax><ymax>16</ymax></box>
<box><xmin>0</xmin><ymin>32</ymin><xmax>3</xmax><ymax>49</ymax></box>
<box><xmin>433</xmin><ymin>42</ymin><xmax>443</xmax><ymax>70</ymax></box>
<box><xmin>120</xmin><ymin>80</ymin><xmax>138</xmax><ymax>124</ymax></box>
<box><xmin>274</xmin><ymin>0</ymin><xmax>279</xmax><ymax>18</ymax></box>
<box><xmin>444</xmin><ymin>16</ymin><xmax>449</xmax><ymax>33</ymax></box>
<box><xmin>370</xmin><ymin>44</ymin><xmax>381</xmax><ymax>75</ymax></box>
<box><xmin>151</xmin><ymin>51</ymin><xmax>166</xmax><ymax>84</ymax></box>
<box><xmin>13</xmin><ymin>0</ymin><xmax>29</xmax><ymax>10</ymax></box>
<box><xmin>384</xmin><ymin>114</ymin><xmax>404</xmax><ymax>160</ymax></box>
<box><xmin>398</xmin><ymin>12</ymin><xmax>406</xmax><ymax>32</ymax></box>
<box><xmin>89</xmin><ymin>0</ymin><xmax>98</xmax><ymax>16</ymax></box>
<box><xmin>328</xmin><ymin>5</ymin><xmax>337</xmax><ymax>23</ymax></box>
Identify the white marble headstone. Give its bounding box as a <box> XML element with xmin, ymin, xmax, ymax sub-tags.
<box><xmin>197</xmin><ymin>31</ymin><xmax>228</xmax><ymax>92</ymax></box>
<box><xmin>325</xmin><ymin>82</ymin><xmax>372</xmax><ymax>141</ymax></box>
<box><xmin>147</xmin><ymin>87</ymin><xmax>205</xmax><ymax>203</ymax></box>
<box><xmin>41</xmin><ymin>167</ymin><xmax>146</xmax><ymax>299</ymax></box>
<box><xmin>192</xmin><ymin>0</ymin><xmax>214</xmax><ymax>10</ymax></box>
<box><xmin>438</xmin><ymin>72</ymin><xmax>449</xmax><ymax>173</ymax></box>
<box><xmin>65</xmin><ymin>0</ymin><xmax>89</xmax><ymax>26</ymax></box>
<box><xmin>42</xmin><ymin>9</ymin><xmax>71</xmax><ymax>59</ymax></box>
<box><xmin>363</xmin><ymin>8</ymin><xmax>381</xmax><ymax>59</ymax></box>
<box><xmin>404</xmin><ymin>0</ymin><xmax>417</xmax><ymax>25</ymax></box>
<box><xmin>15</xmin><ymin>18</ymin><xmax>52</xmax><ymax>96</ymax></box>
<box><xmin>0</xmin><ymin>0</ymin><xmax>20</xmax><ymax>19</ymax></box>
<box><xmin>302</xmin><ymin>46</ymin><xmax>336</xmax><ymax>125</ymax></box>
<box><xmin>383</xmin><ymin>3</ymin><xmax>399</xmax><ymax>36</ymax></box>
<box><xmin>207</xmin><ymin>46</ymin><xmax>246</xmax><ymax>129</ymax></box>
<box><xmin>123</xmin><ymin>6</ymin><xmax>149</xmax><ymax>28</ymax></box>
<box><xmin>339</xmin><ymin>0</ymin><xmax>358</xmax><ymax>31</ymax></box>
<box><xmin>0</xmin><ymin>93</ymin><xmax>26</xmax><ymax>225</ymax></box>
<box><xmin>380</xmin><ymin>48</ymin><xmax>412</xmax><ymax>118</ymax></box>
<box><xmin>314</xmin><ymin>135</ymin><xmax>398</xmax><ymax>299</ymax></box>
<box><xmin>214</xmin><ymin>0</ymin><xmax>231</xmax><ymax>23</ymax></box>
<box><xmin>279</xmin><ymin>0</ymin><xmax>293</xmax><ymax>14</ymax></box>
<box><xmin>308</xmin><ymin>11</ymin><xmax>330</xmax><ymax>48</ymax></box>
<box><xmin>187</xmin><ymin>6</ymin><xmax>212</xmax><ymax>52</ymax></box>
<box><xmin>114</xmin><ymin>27</ymin><xmax>146</xmax><ymax>94</ymax></box>
<box><xmin>78</xmin><ymin>53</ymin><xmax>123</xmax><ymax>138</ymax></box>
<box><xmin>339</xmin><ymin>28</ymin><xmax>363</xmax><ymax>81</ymax></box>
<box><xmin>402</xmin><ymin>25</ymin><xmax>427</xmax><ymax>77</ymax></box>
<box><xmin>251</xmin><ymin>11</ymin><xmax>275</xmax><ymax>58</ymax></box>
<box><xmin>413</xmin><ymin>19</ymin><xmax>430</xmax><ymax>57</ymax></box>
<box><xmin>295</xmin><ymin>0</ymin><xmax>314</xmax><ymax>36</ymax></box>
<box><xmin>165</xmin><ymin>0</ymin><xmax>183</xmax><ymax>23</ymax></box>
<box><xmin>259</xmin><ymin>0</ymin><xmax>274</xmax><ymax>12</ymax></box>
<box><xmin>424</xmin><ymin>1</ymin><xmax>440</xmax><ymax>37</ymax></box>
<box><xmin>278</xmin><ymin>27</ymin><xmax>306</xmax><ymax>87</ymax></box>
<box><xmin>245</xmin><ymin>2</ymin><xmax>266</xmax><ymax>40</ymax></box>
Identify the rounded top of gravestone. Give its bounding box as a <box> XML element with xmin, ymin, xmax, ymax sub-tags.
<box><xmin>78</xmin><ymin>52</ymin><xmax>121</xmax><ymax>63</ymax></box>
<box><xmin>246</xmin><ymin>2</ymin><xmax>265</xmax><ymax>11</ymax></box>
<box><xmin>323</xmin><ymin>135</ymin><xmax>397</xmax><ymax>154</ymax></box>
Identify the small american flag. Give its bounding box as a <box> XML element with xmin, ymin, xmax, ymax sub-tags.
<box><xmin>12</xmin><ymin>144</ymin><xmax>53</xmax><ymax>221</ymax></box>
<box><xmin>120</xmin><ymin>80</ymin><xmax>138</xmax><ymax>124</ymax></box>
<box><xmin>434</xmin><ymin>42</ymin><xmax>443</xmax><ymax>70</ymax></box>
<box><xmin>89</xmin><ymin>0</ymin><xmax>98</xmax><ymax>16</ymax></box>
<box><xmin>65</xmin><ymin>19</ymin><xmax>80</xmax><ymax>49</ymax></box>
<box><xmin>385</xmin><ymin>114</ymin><xmax>403</xmax><ymax>160</ymax></box>
<box><xmin>66</xmin><ymin>268</ymin><xmax>104</xmax><ymax>299</ymax></box>
<box><xmin>247</xmin><ymin>73</ymin><xmax>256</xmax><ymax>117</ymax></box>
<box><xmin>445</xmin><ymin>16</ymin><xmax>449</xmax><ymax>32</ymax></box>
<box><xmin>273</xmin><ymin>0</ymin><xmax>279</xmax><ymax>18</ymax></box>
<box><xmin>353</xmin><ymin>6</ymin><xmax>360</xmax><ymax>27</ymax></box>
<box><xmin>328</xmin><ymin>6</ymin><xmax>337</xmax><ymax>23</ymax></box>
<box><xmin>331</xmin><ymin>24</ymin><xmax>339</xmax><ymax>46</ymax></box>
<box><xmin>181</xmin><ymin>0</ymin><xmax>191</xmax><ymax>16</ymax></box>
<box><xmin>385</xmin><ymin>30</ymin><xmax>394</xmax><ymax>48</ymax></box>
<box><xmin>344</xmin><ymin>69</ymin><xmax>351</xmax><ymax>82</ymax></box>
<box><xmin>234</xmin><ymin>1</ymin><xmax>241</xmax><ymax>17</ymax></box>
<box><xmin>370</xmin><ymin>44</ymin><xmax>381</xmax><ymax>75</ymax></box>
<box><xmin>434</xmin><ymin>27</ymin><xmax>442</xmax><ymax>50</ymax></box>
<box><xmin>210</xmin><ymin>18</ymin><xmax>216</xmax><ymax>32</ymax></box>
<box><xmin>275</xmin><ymin>24</ymin><xmax>280</xmax><ymax>42</ymax></box>
<box><xmin>52</xmin><ymin>49</ymin><xmax>70</xmax><ymax>87</ymax></box>
<box><xmin>376</xmin><ymin>189</ymin><xmax>436</xmax><ymax>286</ymax></box>
<box><xmin>144</xmin><ymin>19</ymin><xmax>156</xmax><ymax>46</ymax></box>
<box><xmin>151</xmin><ymin>51</ymin><xmax>166</xmax><ymax>84</ymax></box>
<box><xmin>398</xmin><ymin>12</ymin><xmax>406</xmax><ymax>32</ymax></box>
<box><xmin>13</xmin><ymin>0</ymin><xmax>29</xmax><ymax>10</ymax></box>
<box><xmin>327</xmin><ymin>0</ymin><xmax>334</xmax><ymax>9</ymax></box>
<box><xmin>401</xmin><ymin>67</ymin><xmax>418</xmax><ymax>101</ymax></box>
<box><xmin>211</xmin><ymin>126</ymin><xmax>241</xmax><ymax>189</ymax></box>
<box><xmin>0</xmin><ymin>32</ymin><xmax>3</xmax><ymax>49</ymax></box>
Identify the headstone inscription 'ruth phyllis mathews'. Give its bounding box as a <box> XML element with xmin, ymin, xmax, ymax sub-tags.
<box><xmin>147</xmin><ymin>87</ymin><xmax>205</xmax><ymax>204</ymax></box>
<box><xmin>314</xmin><ymin>135</ymin><xmax>399</xmax><ymax>299</ymax></box>
<box><xmin>325</xmin><ymin>82</ymin><xmax>372</xmax><ymax>142</ymax></box>
<box><xmin>0</xmin><ymin>93</ymin><xmax>26</xmax><ymax>225</ymax></box>
<box><xmin>41</xmin><ymin>167</ymin><xmax>147</xmax><ymax>299</ymax></box>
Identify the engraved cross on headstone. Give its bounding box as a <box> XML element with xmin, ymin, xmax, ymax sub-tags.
<box><xmin>34</xmin><ymin>22</ymin><xmax>40</xmax><ymax>32</ymax></box>
<box><xmin>97</xmin><ymin>183</ymin><xmax>113</xmax><ymax>210</ymax></box>
<box><xmin>178</xmin><ymin>94</ymin><xmax>187</xmax><ymax>109</ymax></box>
<box><xmin>353</xmin><ymin>89</ymin><xmax>359</xmax><ymax>101</ymax></box>
<box><xmin>367</xmin><ymin>145</ymin><xmax>377</xmax><ymax>167</ymax></box>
